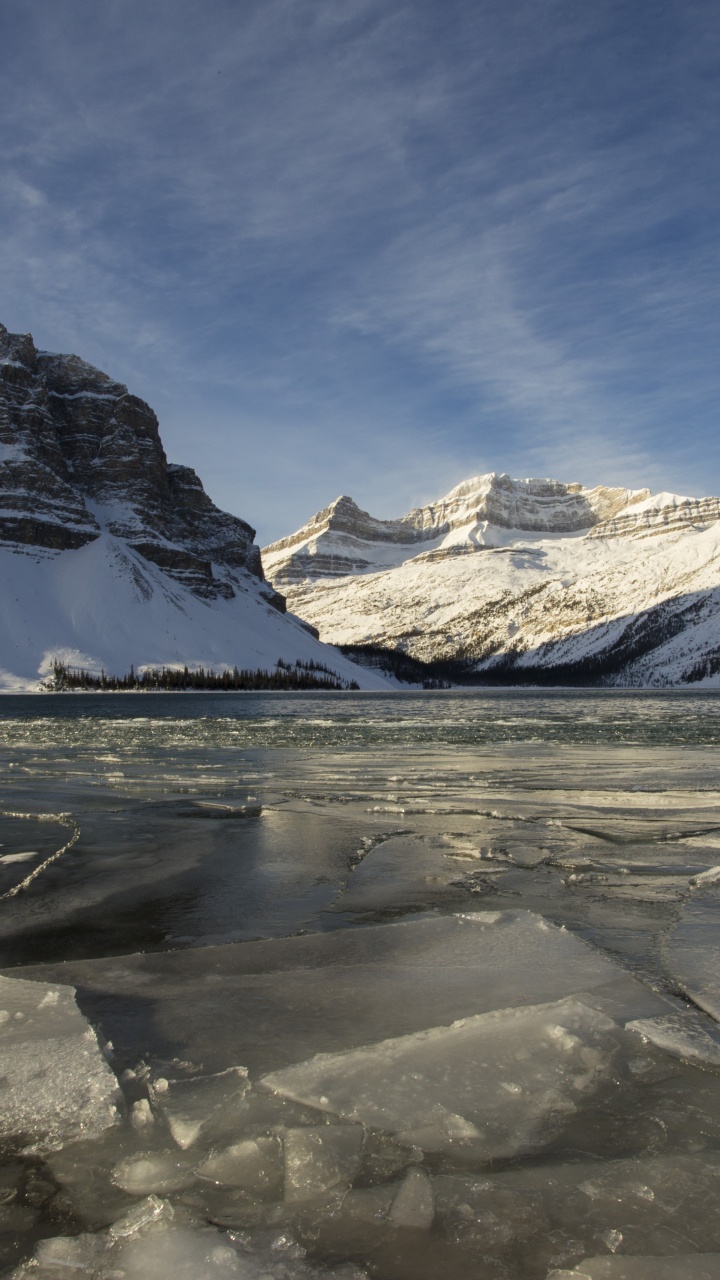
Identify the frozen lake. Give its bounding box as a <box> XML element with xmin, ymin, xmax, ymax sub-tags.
<box><xmin>2</xmin><ymin>690</ymin><xmax>720</xmax><ymax>1280</ymax></box>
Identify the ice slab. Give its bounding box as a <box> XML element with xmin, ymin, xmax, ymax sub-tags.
<box><xmin>389</xmin><ymin>1168</ymin><xmax>435</xmax><ymax>1229</ymax></box>
<box><xmin>550</xmin><ymin>1259</ymin><xmax>720</xmax><ymax>1279</ymax></box>
<box><xmin>663</xmin><ymin>886</ymin><xmax>720</xmax><ymax>1020</ymax></box>
<box><xmin>328</xmin><ymin>835</ymin><xmax>484</xmax><ymax>915</ymax></box>
<box><xmin>111</xmin><ymin>1151</ymin><xmax>195</xmax><ymax>1195</ymax></box>
<box><xmin>261</xmin><ymin>997</ymin><xmax>622</xmax><ymax>1159</ymax></box>
<box><xmin>283</xmin><ymin>1124</ymin><xmax>363</xmax><ymax>1201</ymax></box>
<box><xmin>15</xmin><ymin>912</ymin><xmax>670</xmax><ymax>1077</ymax></box>
<box><xmin>0</xmin><ymin>973</ymin><xmax>119</xmax><ymax>1152</ymax></box>
<box><xmin>627</xmin><ymin>1010</ymin><xmax>720</xmax><ymax>1067</ymax></box>
<box><xmin>149</xmin><ymin>1067</ymin><xmax>250</xmax><ymax>1148</ymax></box>
<box><xmin>446</xmin><ymin>821</ymin><xmax>616</xmax><ymax>870</ymax></box>
<box><xmin>195</xmin><ymin>1135</ymin><xmax>283</xmax><ymax>1196</ymax></box>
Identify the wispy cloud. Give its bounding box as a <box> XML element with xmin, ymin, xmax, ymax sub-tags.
<box><xmin>1</xmin><ymin>0</ymin><xmax>719</xmax><ymax>539</ymax></box>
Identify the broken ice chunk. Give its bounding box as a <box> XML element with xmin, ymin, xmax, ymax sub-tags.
<box><xmin>0</xmin><ymin>973</ymin><xmax>119</xmax><ymax>1152</ymax></box>
<box><xmin>690</xmin><ymin>867</ymin><xmax>720</xmax><ymax>888</ymax></box>
<box><xmin>10</xmin><ymin>1196</ymin><xmax>371</xmax><ymax>1280</ymax></box>
<box><xmin>130</xmin><ymin>1098</ymin><xmax>154</xmax><ymax>1130</ymax></box>
<box><xmin>627</xmin><ymin>1010</ymin><xmax>720</xmax><ymax>1067</ymax></box>
<box><xmin>549</xmin><ymin>1258</ymin><xmax>720</xmax><ymax>1279</ymax></box>
<box><xmin>389</xmin><ymin>1168</ymin><xmax>434</xmax><ymax>1229</ymax></box>
<box><xmin>111</xmin><ymin>1151</ymin><xmax>195</xmax><ymax>1195</ymax></box>
<box><xmin>32</xmin><ymin>1233</ymin><xmax>107</xmax><ymax>1273</ymax></box>
<box><xmin>195</xmin><ymin>1135</ymin><xmax>283</xmax><ymax>1196</ymax></box>
<box><xmin>287</xmin><ymin>1183</ymin><xmax>397</xmax><ymax>1256</ymax></box>
<box><xmin>109</xmin><ymin>1221</ymin><xmax>245</xmax><ymax>1280</ymax></box>
<box><xmin>108</xmin><ymin>1193</ymin><xmax>176</xmax><ymax>1238</ymax></box>
<box><xmin>663</xmin><ymin>886</ymin><xmax>720</xmax><ymax>1021</ymax></box>
<box><xmin>149</xmin><ymin>1066</ymin><xmax>249</xmax><ymax>1149</ymax></box>
<box><xmin>283</xmin><ymin>1124</ymin><xmax>364</xmax><ymax>1202</ymax></box>
<box><xmin>261</xmin><ymin>997</ymin><xmax>621</xmax><ymax>1160</ymax></box>
<box><xmin>357</xmin><ymin>1132</ymin><xmax>423</xmax><ymax>1184</ymax></box>
<box><xmin>433</xmin><ymin>1174</ymin><xmax>549</xmax><ymax>1254</ymax></box>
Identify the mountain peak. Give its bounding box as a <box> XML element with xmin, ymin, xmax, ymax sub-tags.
<box><xmin>0</xmin><ymin>322</ymin><xmax>261</xmax><ymax>595</ymax></box>
<box><xmin>262</xmin><ymin>473</ymin><xmax>656</xmax><ymax>587</ymax></box>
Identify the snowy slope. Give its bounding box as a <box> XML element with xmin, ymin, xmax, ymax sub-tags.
<box><xmin>0</xmin><ymin>535</ymin><xmax>389</xmax><ymax>691</ymax></box>
<box><xmin>263</xmin><ymin>475</ymin><xmax>720</xmax><ymax>687</ymax></box>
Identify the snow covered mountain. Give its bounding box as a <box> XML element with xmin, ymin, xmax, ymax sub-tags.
<box><xmin>0</xmin><ymin>323</ymin><xmax>379</xmax><ymax>690</ymax></box>
<box><xmin>262</xmin><ymin>474</ymin><xmax>720</xmax><ymax>686</ymax></box>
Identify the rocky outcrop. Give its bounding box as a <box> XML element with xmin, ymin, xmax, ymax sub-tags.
<box><xmin>588</xmin><ymin>493</ymin><xmax>720</xmax><ymax>540</ymax></box>
<box><xmin>0</xmin><ymin>323</ymin><xmax>268</xmax><ymax>601</ymax></box>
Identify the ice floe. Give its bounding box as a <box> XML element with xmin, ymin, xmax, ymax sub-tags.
<box><xmin>261</xmin><ymin>998</ymin><xmax>624</xmax><ymax>1160</ymax></box>
<box><xmin>0</xmin><ymin>973</ymin><xmax>119</xmax><ymax>1152</ymax></box>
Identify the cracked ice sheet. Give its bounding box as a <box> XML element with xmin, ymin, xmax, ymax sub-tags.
<box><xmin>325</xmin><ymin>825</ymin><xmax>629</xmax><ymax>915</ymax></box>
<box><xmin>260</xmin><ymin>997</ymin><xmax>623</xmax><ymax>1160</ymax></box>
<box><xmin>11</xmin><ymin>912</ymin><xmax>670</xmax><ymax>1077</ymax></box>
<box><xmin>327</xmin><ymin>834</ymin><xmax>484</xmax><ymax>916</ymax></box>
<box><xmin>0</xmin><ymin>973</ymin><xmax>120</xmax><ymax>1152</ymax></box>
<box><xmin>663</xmin><ymin>886</ymin><xmax>720</xmax><ymax>1021</ymax></box>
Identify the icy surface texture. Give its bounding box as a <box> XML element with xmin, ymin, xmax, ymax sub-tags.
<box><xmin>486</xmin><ymin>1151</ymin><xmax>720</xmax><ymax>1258</ymax></box>
<box><xmin>17</xmin><ymin>911</ymin><xmax>669</xmax><ymax>1077</ymax></box>
<box><xmin>4</xmin><ymin>710</ymin><xmax>720</xmax><ymax>1280</ymax></box>
<box><xmin>111</xmin><ymin>1151</ymin><xmax>195</xmax><ymax>1195</ymax></box>
<box><xmin>262</xmin><ymin>997</ymin><xmax>622</xmax><ymax>1159</ymax></box>
<box><xmin>278</xmin><ymin>1152</ymin><xmax>720</xmax><ymax>1276</ymax></box>
<box><xmin>328</xmin><ymin>834</ymin><xmax>473</xmax><ymax>915</ymax></box>
<box><xmin>627</xmin><ymin>1010</ymin><xmax>720</xmax><ymax>1066</ymax></box>
<box><xmin>283</xmin><ymin>1125</ymin><xmax>364</xmax><ymax>1202</ymax></box>
<box><xmin>388</xmin><ymin>1168</ymin><xmax>435</xmax><ymax>1229</ymax></box>
<box><xmin>664</xmin><ymin>885</ymin><xmax>720</xmax><ymax>1020</ymax></box>
<box><xmin>149</xmin><ymin>1068</ymin><xmax>250</xmax><ymax>1148</ymax></box>
<box><xmin>0</xmin><ymin>973</ymin><xmax>119</xmax><ymax>1151</ymax></box>
<box><xmin>550</xmin><ymin>1259</ymin><xmax>720</xmax><ymax>1279</ymax></box>
<box><xmin>9</xmin><ymin>1197</ymin><xmax>367</xmax><ymax>1280</ymax></box>
<box><xmin>196</xmin><ymin>1136</ymin><xmax>283</xmax><ymax>1197</ymax></box>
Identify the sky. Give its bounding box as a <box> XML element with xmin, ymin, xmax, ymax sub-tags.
<box><xmin>2</xmin><ymin>0</ymin><xmax>720</xmax><ymax>545</ymax></box>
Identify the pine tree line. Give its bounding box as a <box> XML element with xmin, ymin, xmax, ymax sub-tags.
<box><xmin>44</xmin><ymin>660</ymin><xmax>360</xmax><ymax>692</ymax></box>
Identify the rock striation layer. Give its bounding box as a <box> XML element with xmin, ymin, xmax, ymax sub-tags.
<box><xmin>263</xmin><ymin>474</ymin><xmax>720</xmax><ymax>686</ymax></box>
<box><xmin>0</xmin><ymin>323</ymin><xmax>268</xmax><ymax>602</ymax></box>
<box><xmin>263</xmin><ymin>475</ymin><xmax>655</xmax><ymax>588</ymax></box>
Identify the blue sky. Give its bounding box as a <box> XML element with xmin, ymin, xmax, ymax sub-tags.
<box><xmin>2</xmin><ymin>0</ymin><xmax>719</xmax><ymax>543</ymax></box>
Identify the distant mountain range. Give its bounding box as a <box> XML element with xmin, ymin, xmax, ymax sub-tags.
<box><xmin>0</xmin><ymin>323</ymin><xmax>380</xmax><ymax>691</ymax></box>
<box><xmin>3</xmin><ymin>319</ymin><xmax>718</xmax><ymax>690</ymax></box>
<box><xmin>263</xmin><ymin>474</ymin><xmax>720</xmax><ymax>686</ymax></box>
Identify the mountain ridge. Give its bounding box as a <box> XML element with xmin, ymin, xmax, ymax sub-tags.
<box><xmin>262</xmin><ymin>475</ymin><xmax>720</xmax><ymax>686</ymax></box>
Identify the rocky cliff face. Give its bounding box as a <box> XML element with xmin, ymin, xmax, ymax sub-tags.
<box><xmin>263</xmin><ymin>475</ymin><xmax>720</xmax><ymax>687</ymax></box>
<box><xmin>0</xmin><ymin>323</ymin><xmax>275</xmax><ymax>604</ymax></box>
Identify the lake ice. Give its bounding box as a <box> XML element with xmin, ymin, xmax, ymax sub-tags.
<box><xmin>2</xmin><ymin>689</ymin><xmax>720</xmax><ymax>1279</ymax></box>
